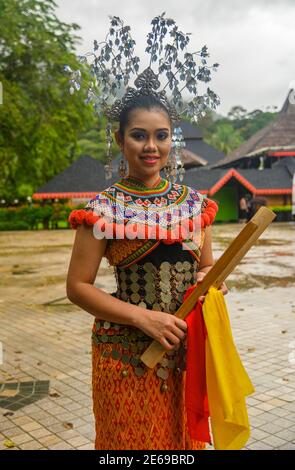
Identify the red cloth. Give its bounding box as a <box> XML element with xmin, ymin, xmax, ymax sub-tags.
<box><xmin>184</xmin><ymin>284</ymin><xmax>211</xmax><ymax>444</ymax></box>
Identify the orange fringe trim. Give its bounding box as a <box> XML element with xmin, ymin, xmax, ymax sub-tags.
<box><xmin>200</xmin><ymin>198</ymin><xmax>219</xmax><ymax>229</ymax></box>
<box><xmin>68</xmin><ymin>209</ymin><xmax>100</xmax><ymax>229</ymax></box>
<box><xmin>68</xmin><ymin>198</ymin><xmax>218</xmax><ymax>266</ymax></box>
<box><xmin>68</xmin><ymin>197</ymin><xmax>218</xmax><ymax>232</ymax></box>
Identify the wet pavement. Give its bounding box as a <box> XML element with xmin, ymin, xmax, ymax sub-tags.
<box><xmin>0</xmin><ymin>222</ymin><xmax>294</xmax><ymax>450</ymax></box>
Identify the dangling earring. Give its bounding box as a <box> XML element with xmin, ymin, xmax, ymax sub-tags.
<box><xmin>163</xmin><ymin>152</ymin><xmax>176</xmax><ymax>182</ymax></box>
<box><xmin>104</xmin><ymin>121</ymin><xmax>114</xmax><ymax>180</ymax></box>
<box><xmin>118</xmin><ymin>153</ymin><xmax>128</xmax><ymax>178</ymax></box>
<box><xmin>164</xmin><ymin>124</ymin><xmax>186</xmax><ymax>183</ymax></box>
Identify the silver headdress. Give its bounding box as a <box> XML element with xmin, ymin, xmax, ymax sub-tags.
<box><xmin>64</xmin><ymin>13</ymin><xmax>220</xmax><ymax>182</ymax></box>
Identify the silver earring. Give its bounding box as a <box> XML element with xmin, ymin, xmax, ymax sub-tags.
<box><xmin>104</xmin><ymin>121</ymin><xmax>113</xmax><ymax>180</ymax></box>
<box><xmin>164</xmin><ymin>125</ymin><xmax>185</xmax><ymax>183</ymax></box>
<box><xmin>118</xmin><ymin>154</ymin><xmax>128</xmax><ymax>178</ymax></box>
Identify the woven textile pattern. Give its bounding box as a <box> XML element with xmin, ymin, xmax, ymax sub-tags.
<box><xmin>92</xmin><ymin>343</ymin><xmax>206</xmax><ymax>450</ymax></box>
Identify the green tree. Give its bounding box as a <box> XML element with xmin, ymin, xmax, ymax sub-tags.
<box><xmin>224</xmin><ymin>106</ymin><xmax>276</xmax><ymax>140</ymax></box>
<box><xmin>205</xmin><ymin>123</ymin><xmax>243</xmax><ymax>155</ymax></box>
<box><xmin>77</xmin><ymin>117</ymin><xmax>120</xmax><ymax>162</ymax></box>
<box><xmin>0</xmin><ymin>0</ymin><xmax>95</xmax><ymax>200</ymax></box>
<box><xmin>198</xmin><ymin>106</ymin><xmax>277</xmax><ymax>155</ymax></box>
<box><xmin>227</xmin><ymin>105</ymin><xmax>247</xmax><ymax>121</ymax></box>
<box><xmin>238</xmin><ymin>108</ymin><xmax>277</xmax><ymax>140</ymax></box>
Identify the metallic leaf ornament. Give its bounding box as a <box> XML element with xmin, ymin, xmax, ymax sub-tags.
<box><xmin>64</xmin><ymin>13</ymin><xmax>220</xmax><ymax>181</ymax></box>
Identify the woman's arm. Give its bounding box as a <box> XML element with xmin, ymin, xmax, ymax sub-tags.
<box><xmin>67</xmin><ymin>224</ymin><xmax>146</xmax><ymax>325</ymax></box>
<box><xmin>198</xmin><ymin>225</ymin><xmax>214</xmax><ymax>274</ymax></box>
<box><xmin>66</xmin><ymin>225</ymin><xmax>187</xmax><ymax>350</ymax></box>
<box><xmin>197</xmin><ymin>225</ymin><xmax>228</xmax><ymax>300</ymax></box>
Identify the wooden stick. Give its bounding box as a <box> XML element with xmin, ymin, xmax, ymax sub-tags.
<box><xmin>140</xmin><ymin>206</ymin><xmax>276</xmax><ymax>369</ymax></box>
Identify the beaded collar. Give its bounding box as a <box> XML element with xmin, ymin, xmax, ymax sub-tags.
<box><xmin>114</xmin><ymin>175</ymin><xmax>171</xmax><ymax>197</ymax></box>
<box><xmin>85</xmin><ymin>177</ymin><xmax>202</xmax><ymax>224</ymax></box>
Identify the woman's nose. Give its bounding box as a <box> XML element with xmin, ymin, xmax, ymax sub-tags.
<box><xmin>144</xmin><ymin>138</ymin><xmax>157</xmax><ymax>151</ymax></box>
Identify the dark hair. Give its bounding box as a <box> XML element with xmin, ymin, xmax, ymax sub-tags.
<box><xmin>118</xmin><ymin>94</ymin><xmax>172</xmax><ymax>138</ymax></box>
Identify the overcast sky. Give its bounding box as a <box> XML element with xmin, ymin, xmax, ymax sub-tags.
<box><xmin>56</xmin><ymin>0</ymin><xmax>295</xmax><ymax>116</ymax></box>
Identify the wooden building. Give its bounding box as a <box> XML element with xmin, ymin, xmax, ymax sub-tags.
<box><xmin>198</xmin><ymin>89</ymin><xmax>295</xmax><ymax>220</ymax></box>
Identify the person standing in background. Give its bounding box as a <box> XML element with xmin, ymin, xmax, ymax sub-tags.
<box><xmin>238</xmin><ymin>195</ymin><xmax>249</xmax><ymax>223</ymax></box>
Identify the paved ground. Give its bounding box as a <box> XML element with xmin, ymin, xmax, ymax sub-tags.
<box><xmin>0</xmin><ymin>222</ymin><xmax>295</xmax><ymax>450</ymax></box>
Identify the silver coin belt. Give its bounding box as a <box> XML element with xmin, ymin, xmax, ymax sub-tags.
<box><xmin>115</xmin><ymin>259</ymin><xmax>199</xmax><ymax>314</ymax></box>
<box><xmin>92</xmin><ymin>259</ymin><xmax>199</xmax><ymax>392</ymax></box>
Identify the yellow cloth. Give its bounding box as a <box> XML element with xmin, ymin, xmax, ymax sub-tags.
<box><xmin>202</xmin><ymin>287</ymin><xmax>255</xmax><ymax>450</ymax></box>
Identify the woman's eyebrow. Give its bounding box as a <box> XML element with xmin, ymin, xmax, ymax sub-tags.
<box><xmin>129</xmin><ymin>127</ymin><xmax>170</xmax><ymax>132</ymax></box>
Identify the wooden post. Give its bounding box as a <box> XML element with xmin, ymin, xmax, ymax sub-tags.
<box><xmin>140</xmin><ymin>206</ymin><xmax>276</xmax><ymax>369</ymax></box>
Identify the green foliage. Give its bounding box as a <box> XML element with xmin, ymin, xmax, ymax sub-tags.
<box><xmin>0</xmin><ymin>0</ymin><xmax>95</xmax><ymax>200</ymax></box>
<box><xmin>268</xmin><ymin>205</ymin><xmax>292</xmax><ymax>212</ymax></box>
<box><xmin>0</xmin><ymin>203</ymin><xmax>77</xmax><ymax>230</ymax></box>
<box><xmin>205</xmin><ymin>123</ymin><xmax>243</xmax><ymax>154</ymax></box>
<box><xmin>0</xmin><ymin>206</ymin><xmax>49</xmax><ymax>229</ymax></box>
<box><xmin>77</xmin><ymin>119</ymin><xmax>120</xmax><ymax>162</ymax></box>
<box><xmin>17</xmin><ymin>183</ymin><xmax>34</xmax><ymax>199</ymax></box>
<box><xmin>227</xmin><ymin>105</ymin><xmax>248</xmax><ymax>121</ymax></box>
<box><xmin>0</xmin><ymin>221</ymin><xmax>30</xmax><ymax>230</ymax></box>
<box><xmin>227</xmin><ymin>107</ymin><xmax>278</xmax><ymax>141</ymax></box>
<box><xmin>198</xmin><ymin>107</ymin><xmax>277</xmax><ymax>155</ymax></box>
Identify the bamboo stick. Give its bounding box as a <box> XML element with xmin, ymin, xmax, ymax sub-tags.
<box><xmin>140</xmin><ymin>206</ymin><xmax>276</xmax><ymax>369</ymax></box>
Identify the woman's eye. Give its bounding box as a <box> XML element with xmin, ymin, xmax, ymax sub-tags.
<box><xmin>157</xmin><ymin>133</ymin><xmax>168</xmax><ymax>140</ymax></box>
<box><xmin>130</xmin><ymin>132</ymin><xmax>168</xmax><ymax>141</ymax></box>
<box><xmin>131</xmin><ymin>133</ymin><xmax>145</xmax><ymax>140</ymax></box>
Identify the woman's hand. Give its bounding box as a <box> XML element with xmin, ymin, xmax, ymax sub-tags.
<box><xmin>196</xmin><ymin>270</ymin><xmax>228</xmax><ymax>303</ymax></box>
<box><xmin>137</xmin><ymin>309</ymin><xmax>187</xmax><ymax>351</ymax></box>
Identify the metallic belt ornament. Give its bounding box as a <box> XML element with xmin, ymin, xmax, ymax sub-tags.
<box><xmin>140</xmin><ymin>206</ymin><xmax>277</xmax><ymax>368</ymax></box>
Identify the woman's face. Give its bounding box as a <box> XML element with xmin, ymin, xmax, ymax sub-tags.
<box><xmin>115</xmin><ymin>107</ymin><xmax>172</xmax><ymax>179</ymax></box>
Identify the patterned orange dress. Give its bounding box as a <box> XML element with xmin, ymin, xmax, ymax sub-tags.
<box><xmin>69</xmin><ymin>175</ymin><xmax>218</xmax><ymax>450</ymax></box>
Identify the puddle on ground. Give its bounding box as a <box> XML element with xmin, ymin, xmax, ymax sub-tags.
<box><xmin>269</xmin><ymin>251</ymin><xmax>294</xmax><ymax>257</ymax></box>
<box><xmin>227</xmin><ymin>274</ymin><xmax>295</xmax><ymax>290</ymax></box>
<box><xmin>12</xmin><ymin>265</ymin><xmax>38</xmax><ymax>275</ymax></box>
<box><xmin>214</xmin><ymin>237</ymin><xmax>287</xmax><ymax>248</ymax></box>
<box><xmin>34</xmin><ymin>303</ymin><xmax>80</xmax><ymax>313</ymax></box>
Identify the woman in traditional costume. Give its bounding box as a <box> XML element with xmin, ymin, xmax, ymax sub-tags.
<box><xmin>66</xmin><ymin>14</ymin><xmax>227</xmax><ymax>450</ymax></box>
